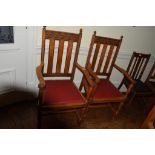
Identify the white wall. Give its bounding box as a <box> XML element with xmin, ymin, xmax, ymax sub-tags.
<box><xmin>0</xmin><ymin>27</ymin><xmax>27</xmax><ymax>94</ymax></box>
<box><xmin>1</xmin><ymin>26</ymin><xmax>154</xmax><ymax>94</ymax></box>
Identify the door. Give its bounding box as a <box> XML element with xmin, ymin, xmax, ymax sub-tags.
<box><xmin>0</xmin><ymin>26</ymin><xmax>27</xmax><ymax>94</ymax></box>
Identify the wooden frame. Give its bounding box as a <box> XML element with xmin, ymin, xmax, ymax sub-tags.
<box><xmin>145</xmin><ymin>62</ymin><xmax>155</xmax><ymax>93</ymax></box>
<box><xmin>80</xmin><ymin>32</ymin><xmax>135</xmax><ymax>117</ymax></box>
<box><xmin>36</xmin><ymin>27</ymin><xmax>95</xmax><ymax>128</ymax></box>
<box><xmin>141</xmin><ymin>105</ymin><xmax>155</xmax><ymax>129</ymax></box>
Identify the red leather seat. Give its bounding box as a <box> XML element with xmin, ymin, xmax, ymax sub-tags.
<box><xmin>93</xmin><ymin>79</ymin><xmax>123</xmax><ymax>100</ymax></box>
<box><xmin>43</xmin><ymin>80</ymin><xmax>85</xmax><ymax>106</ymax></box>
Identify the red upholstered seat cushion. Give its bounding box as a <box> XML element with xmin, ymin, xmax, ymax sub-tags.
<box><xmin>93</xmin><ymin>79</ymin><xmax>123</xmax><ymax>99</ymax></box>
<box><xmin>42</xmin><ymin>80</ymin><xmax>85</xmax><ymax>105</ymax></box>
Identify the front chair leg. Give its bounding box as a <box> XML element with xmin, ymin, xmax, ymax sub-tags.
<box><xmin>127</xmin><ymin>92</ymin><xmax>135</xmax><ymax>106</ymax></box>
<box><xmin>110</xmin><ymin>102</ymin><xmax>124</xmax><ymax>120</ymax></box>
<box><xmin>115</xmin><ymin>102</ymin><xmax>124</xmax><ymax>116</ymax></box>
<box><xmin>76</xmin><ymin>105</ymin><xmax>89</xmax><ymax>127</ymax></box>
<box><xmin>75</xmin><ymin>110</ymin><xmax>82</xmax><ymax>126</ymax></box>
<box><xmin>81</xmin><ymin>105</ymin><xmax>89</xmax><ymax>123</ymax></box>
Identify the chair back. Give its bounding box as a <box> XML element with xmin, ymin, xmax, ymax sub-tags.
<box><xmin>86</xmin><ymin>31</ymin><xmax>123</xmax><ymax>79</ymax></box>
<box><xmin>41</xmin><ymin>26</ymin><xmax>82</xmax><ymax>80</ymax></box>
<box><xmin>127</xmin><ymin>52</ymin><xmax>151</xmax><ymax>80</ymax></box>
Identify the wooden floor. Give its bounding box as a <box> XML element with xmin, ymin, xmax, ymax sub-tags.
<box><xmin>0</xmin><ymin>91</ymin><xmax>154</xmax><ymax>129</ymax></box>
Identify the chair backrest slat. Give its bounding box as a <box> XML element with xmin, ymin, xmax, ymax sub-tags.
<box><xmin>56</xmin><ymin>39</ymin><xmax>64</xmax><ymax>74</ymax></box>
<box><xmin>41</xmin><ymin>27</ymin><xmax>82</xmax><ymax>79</ymax></box>
<box><xmin>103</xmin><ymin>45</ymin><xmax>114</xmax><ymax>74</ymax></box>
<box><xmin>64</xmin><ymin>40</ymin><xmax>73</xmax><ymax>73</ymax></box>
<box><xmin>86</xmin><ymin>31</ymin><xmax>123</xmax><ymax>79</ymax></box>
<box><xmin>96</xmin><ymin>44</ymin><xmax>107</xmax><ymax>73</ymax></box>
<box><xmin>135</xmin><ymin>57</ymin><xmax>144</xmax><ymax>79</ymax></box>
<box><xmin>47</xmin><ymin>38</ymin><xmax>55</xmax><ymax>75</ymax></box>
<box><xmin>92</xmin><ymin>43</ymin><xmax>101</xmax><ymax>70</ymax></box>
<box><xmin>129</xmin><ymin>57</ymin><xmax>138</xmax><ymax>77</ymax></box>
<box><xmin>132</xmin><ymin>56</ymin><xmax>142</xmax><ymax>79</ymax></box>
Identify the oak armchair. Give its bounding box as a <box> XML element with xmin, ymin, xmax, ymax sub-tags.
<box><xmin>80</xmin><ymin>31</ymin><xmax>135</xmax><ymax>117</ymax></box>
<box><xmin>36</xmin><ymin>27</ymin><xmax>95</xmax><ymax>128</ymax></box>
<box><xmin>118</xmin><ymin>52</ymin><xmax>152</xmax><ymax>105</ymax></box>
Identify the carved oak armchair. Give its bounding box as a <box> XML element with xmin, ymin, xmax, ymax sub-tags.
<box><xmin>118</xmin><ymin>52</ymin><xmax>152</xmax><ymax>105</ymax></box>
<box><xmin>80</xmin><ymin>32</ymin><xmax>135</xmax><ymax>117</ymax></box>
<box><xmin>36</xmin><ymin>27</ymin><xmax>95</xmax><ymax>128</ymax></box>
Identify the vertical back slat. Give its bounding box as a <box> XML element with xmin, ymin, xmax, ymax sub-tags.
<box><xmin>64</xmin><ymin>40</ymin><xmax>73</xmax><ymax>73</ymax></box>
<box><xmin>96</xmin><ymin>44</ymin><xmax>107</xmax><ymax>73</ymax></box>
<box><xmin>135</xmin><ymin>57</ymin><xmax>144</xmax><ymax>79</ymax></box>
<box><xmin>130</xmin><ymin>57</ymin><xmax>138</xmax><ymax>76</ymax></box>
<box><xmin>56</xmin><ymin>39</ymin><xmax>64</xmax><ymax>74</ymax></box>
<box><xmin>139</xmin><ymin>58</ymin><xmax>150</xmax><ymax>79</ymax></box>
<box><xmin>132</xmin><ymin>57</ymin><xmax>142</xmax><ymax>79</ymax></box>
<box><xmin>47</xmin><ymin>38</ymin><xmax>55</xmax><ymax>75</ymax></box>
<box><xmin>127</xmin><ymin>53</ymin><xmax>135</xmax><ymax>73</ymax></box>
<box><xmin>92</xmin><ymin>43</ymin><xmax>101</xmax><ymax>70</ymax></box>
<box><xmin>103</xmin><ymin>45</ymin><xmax>114</xmax><ymax>74</ymax></box>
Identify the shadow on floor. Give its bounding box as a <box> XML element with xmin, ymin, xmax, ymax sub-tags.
<box><xmin>0</xmin><ymin>91</ymin><xmax>154</xmax><ymax>129</ymax></box>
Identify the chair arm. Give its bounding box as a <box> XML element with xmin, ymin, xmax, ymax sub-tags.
<box><xmin>114</xmin><ymin>64</ymin><xmax>136</xmax><ymax>97</ymax></box>
<box><xmin>114</xmin><ymin>64</ymin><xmax>135</xmax><ymax>84</ymax></box>
<box><xmin>36</xmin><ymin>62</ymin><xmax>45</xmax><ymax>89</ymax></box>
<box><xmin>86</xmin><ymin>63</ymin><xmax>100</xmax><ymax>84</ymax></box>
<box><xmin>75</xmin><ymin>63</ymin><xmax>95</xmax><ymax>87</ymax></box>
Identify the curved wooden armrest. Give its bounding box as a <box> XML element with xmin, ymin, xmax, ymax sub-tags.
<box><xmin>114</xmin><ymin>64</ymin><xmax>136</xmax><ymax>97</ymax></box>
<box><xmin>75</xmin><ymin>63</ymin><xmax>96</xmax><ymax>87</ymax></box>
<box><xmin>36</xmin><ymin>62</ymin><xmax>45</xmax><ymax>89</ymax></box>
<box><xmin>86</xmin><ymin>63</ymin><xmax>100</xmax><ymax>84</ymax></box>
<box><xmin>114</xmin><ymin>64</ymin><xmax>135</xmax><ymax>84</ymax></box>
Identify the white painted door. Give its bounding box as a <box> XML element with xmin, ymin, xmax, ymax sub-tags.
<box><xmin>0</xmin><ymin>26</ymin><xmax>28</xmax><ymax>94</ymax></box>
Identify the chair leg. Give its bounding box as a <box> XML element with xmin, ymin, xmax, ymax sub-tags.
<box><xmin>115</xmin><ymin>102</ymin><xmax>124</xmax><ymax>116</ymax></box>
<box><xmin>83</xmin><ymin>106</ymin><xmax>89</xmax><ymax>120</ymax></box>
<box><xmin>77</xmin><ymin>105</ymin><xmax>89</xmax><ymax>126</ymax></box>
<box><xmin>75</xmin><ymin>110</ymin><xmax>82</xmax><ymax>126</ymax></box>
<box><xmin>111</xmin><ymin>102</ymin><xmax>124</xmax><ymax>119</ymax></box>
<box><xmin>127</xmin><ymin>92</ymin><xmax>136</xmax><ymax>106</ymax></box>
